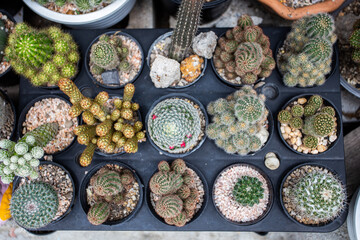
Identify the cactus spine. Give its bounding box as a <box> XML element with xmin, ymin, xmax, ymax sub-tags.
<box><xmin>0</xmin><ymin>20</ymin><xmax>8</xmax><ymax>60</ymax></box>
<box><xmin>168</xmin><ymin>0</ymin><xmax>205</xmax><ymax>62</ymax></box>
<box><xmin>93</xmin><ymin>170</ymin><xmax>123</xmax><ymax>196</ymax></box>
<box><xmin>233</xmin><ymin>176</ymin><xmax>264</xmax><ymax>207</ymax></box>
<box><xmin>87</xmin><ymin>202</ymin><xmax>110</xmax><ymax>225</ymax></box>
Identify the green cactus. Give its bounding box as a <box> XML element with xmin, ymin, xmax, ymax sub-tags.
<box><xmin>171</xmin><ymin>159</ymin><xmax>186</xmax><ymax>175</ymax></box>
<box><xmin>177</xmin><ymin>185</ymin><xmax>191</xmax><ymax>200</ymax></box>
<box><xmin>87</xmin><ymin>202</ymin><xmax>110</xmax><ymax>225</ymax></box>
<box><xmin>93</xmin><ymin>170</ymin><xmax>123</xmax><ymax>196</ymax></box>
<box><xmin>289</xmin><ymin>117</ymin><xmax>303</xmax><ymax>129</ymax></box>
<box><xmin>90</xmin><ymin>40</ymin><xmax>119</xmax><ymax>70</ymax></box>
<box><xmin>120</xmin><ymin>172</ymin><xmax>134</xmax><ymax>185</ymax></box>
<box><xmin>233</xmin><ymin>176</ymin><xmax>264</xmax><ymax>207</ymax></box>
<box><xmin>305</xmin><ymin>13</ymin><xmax>335</xmax><ymax>38</ymax></box>
<box><xmin>321</xmin><ymin>106</ymin><xmax>335</xmax><ymax>117</ymax></box>
<box><xmin>291</xmin><ymin>105</ymin><xmax>304</xmax><ymax>117</ymax></box>
<box><xmin>158</xmin><ymin>161</ymin><xmax>170</xmax><ymax>172</ymax></box>
<box><xmin>147</xmin><ymin>98</ymin><xmax>202</xmax><ymax>154</ymax></box>
<box><xmin>235</xmin><ymin>42</ymin><xmax>263</xmax><ymax>75</ymax></box>
<box><xmin>350</xmin><ymin>28</ymin><xmax>360</xmax><ymax>63</ymax></box>
<box><xmin>303</xmin><ymin>38</ymin><xmax>332</xmax><ymax>63</ymax></box>
<box><xmin>234</xmin><ymin>94</ymin><xmax>265</xmax><ymax>124</ymax></box>
<box><xmin>304</xmin><ymin>104</ymin><xmax>317</xmax><ymax>117</ymax></box>
<box><xmin>149</xmin><ymin>171</ymin><xmax>183</xmax><ymax>195</ymax></box>
<box><xmin>168</xmin><ymin>0</ymin><xmax>205</xmax><ymax>62</ymax></box>
<box><xmin>10</xmin><ymin>182</ymin><xmax>59</xmax><ymax>229</ymax></box>
<box><xmin>0</xmin><ymin>20</ymin><xmax>8</xmax><ymax>60</ymax></box>
<box><xmin>304</xmin><ymin>112</ymin><xmax>335</xmax><ymax>137</ymax></box>
<box><xmin>23</xmin><ymin>122</ymin><xmax>59</xmax><ymax>147</ymax></box>
<box><xmin>54</xmin><ymin>0</ymin><xmax>66</xmax><ymax>6</ymax></box>
<box><xmin>237</xmin><ymin>14</ymin><xmax>254</xmax><ymax>30</ymax></box>
<box><xmin>74</xmin><ymin>0</ymin><xmax>92</xmax><ymax>11</ymax></box>
<box><xmin>308</xmin><ymin>95</ymin><xmax>323</xmax><ymax>110</ymax></box>
<box><xmin>303</xmin><ymin>135</ymin><xmax>318</xmax><ymax>149</ymax></box>
<box><xmin>155</xmin><ymin>195</ymin><xmax>183</xmax><ymax>219</ymax></box>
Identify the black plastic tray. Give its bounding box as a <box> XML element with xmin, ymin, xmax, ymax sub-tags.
<box><xmin>17</xmin><ymin>28</ymin><xmax>346</xmax><ymax>232</ymax></box>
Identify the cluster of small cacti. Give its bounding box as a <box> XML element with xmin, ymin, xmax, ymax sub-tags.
<box><xmin>206</xmin><ymin>86</ymin><xmax>269</xmax><ymax>155</ymax></box>
<box><xmin>284</xmin><ymin>166</ymin><xmax>346</xmax><ymax>224</ymax></box>
<box><xmin>278</xmin><ymin>95</ymin><xmax>336</xmax><ymax>150</ymax></box>
<box><xmin>10</xmin><ymin>182</ymin><xmax>59</xmax><ymax>229</ymax></box>
<box><xmin>0</xmin><ymin>19</ymin><xmax>8</xmax><ymax>60</ymax></box>
<box><xmin>87</xmin><ymin>167</ymin><xmax>134</xmax><ymax>225</ymax></box>
<box><xmin>150</xmin><ymin>159</ymin><xmax>200</xmax><ymax>227</ymax></box>
<box><xmin>0</xmin><ymin>123</ymin><xmax>59</xmax><ymax>183</ymax></box>
<box><xmin>147</xmin><ymin>98</ymin><xmax>203</xmax><ymax>154</ymax></box>
<box><xmin>350</xmin><ymin>19</ymin><xmax>360</xmax><ymax>63</ymax></box>
<box><xmin>168</xmin><ymin>0</ymin><xmax>205</xmax><ymax>62</ymax></box>
<box><xmin>233</xmin><ymin>176</ymin><xmax>264</xmax><ymax>207</ymax></box>
<box><xmin>58</xmin><ymin>78</ymin><xmax>145</xmax><ymax>167</ymax></box>
<box><xmin>5</xmin><ymin>23</ymin><xmax>79</xmax><ymax>86</ymax></box>
<box><xmin>89</xmin><ymin>33</ymin><xmax>131</xmax><ymax>76</ymax></box>
<box><xmin>213</xmin><ymin>15</ymin><xmax>276</xmax><ymax>85</ymax></box>
<box><xmin>278</xmin><ymin>13</ymin><xmax>336</xmax><ymax>87</ymax></box>
<box><xmin>35</xmin><ymin>0</ymin><xmax>113</xmax><ymax>12</ymax></box>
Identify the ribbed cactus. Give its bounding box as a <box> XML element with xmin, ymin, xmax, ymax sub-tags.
<box><xmin>0</xmin><ymin>123</ymin><xmax>59</xmax><ymax>183</ymax></box>
<box><xmin>120</xmin><ymin>172</ymin><xmax>134</xmax><ymax>185</ymax></box>
<box><xmin>235</xmin><ymin>42</ymin><xmax>263</xmax><ymax>74</ymax></box>
<box><xmin>87</xmin><ymin>202</ymin><xmax>110</xmax><ymax>225</ymax></box>
<box><xmin>303</xmin><ymin>112</ymin><xmax>335</xmax><ymax>137</ymax></box>
<box><xmin>155</xmin><ymin>195</ymin><xmax>183</xmax><ymax>219</ymax></box>
<box><xmin>90</xmin><ymin>41</ymin><xmax>119</xmax><ymax>70</ymax></box>
<box><xmin>147</xmin><ymin>98</ymin><xmax>202</xmax><ymax>154</ymax></box>
<box><xmin>79</xmin><ymin>143</ymin><xmax>96</xmax><ymax>167</ymax></box>
<box><xmin>168</xmin><ymin>0</ymin><xmax>205</xmax><ymax>62</ymax></box>
<box><xmin>150</xmin><ymin>171</ymin><xmax>183</xmax><ymax>195</ymax></box>
<box><xmin>233</xmin><ymin>176</ymin><xmax>264</xmax><ymax>207</ymax></box>
<box><xmin>234</xmin><ymin>94</ymin><xmax>265</xmax><ymax>124</ymax></box>
<box><xmin>350</xmin><ymin>26</ymin><xmax>360</xmax><ymax>63</ymax></box>
<box><xmin>171</xmin><ymin>159</ymin><xmax>186</xmax><ymax>175</ymax></box>
<box><xmin>158</xmin><ymin>160</ymin><xmax>170</xmax><ymax>172</ymax></box>
<box><xmin>10</xmin><ymin>182</ymin><xmax>59</xmax><ymax>229</ymax></box>
<box><xmin>0</xmin><ymin>20</ymin><xmax>8</xmax><ymax>60</ymax></box>
<box><xmin>93</xmin><ymin>170</ymin><xmax>123</xmax><ymax>196</ymax></box>
<box><xmin>5</xmin><ymin>23</ymin><xmax>79</xmax><ymax>86</ymax></box>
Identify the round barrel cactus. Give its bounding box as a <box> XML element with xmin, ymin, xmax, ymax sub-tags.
<box><xmin>87</xmin><ymin>202</ymin><xmax>110</xmax><ymax>225</ymax></box>
<box><xmin>155</xmin><ymin>195</ymin><xmax>183</xmax><ymax>219</ymax></box>
<box><xmin>93</xmin><ymin>170</ymin><xmax>123</xmax><ymax>196</ymax></box>
<box><xmin>234</xmin><ymin>95</ymin><xmax>265</xmax><ymax>124</ymax></box>
<box><xmin>150</xmin><ymin>171</ymin><xmax>183</xmax><ymax>195</ymax></box>
<box><xmin>90</xmin><ymin>40</ymin><xmax>119</xmax><ymax>70</ymax></box>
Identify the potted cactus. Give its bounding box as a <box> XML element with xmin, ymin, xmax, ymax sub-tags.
<box><xmin>277</xmin><ymin>94</ymin><xmax>339</xmax><ymax>155</ymax></box>
<box><xmin>281</xmin><ymin>164</ymin><xmax>346</xmax><ymax>225</ymax></box>
<box><xmin>148</xmin><ymin>0</ymin><xmax>215</xmax><ymax>88</ymax></box>
<box><xmin>277</xmin><ymin>13</ymin><xmax>336</xmax><ymax>88</ymax></box>
<box><xmin>81</xmin><ymin>162</ymin><xmax>142</xmax><ymax>225</ymax></box>
<box><xmin>149</xmin><ymin>159</ymin><xmax>206</xmax><ymax>227</ymax></box>
<box><xmin>0</xmin><ymin>123</ymin><xmax>59</xmax><ymax>183</ymax></box>
<box><xmin>5</xmin><ymin>23</ymin><xmax>79</xmax><ymax>87</ymax></box>
<box><xmin>0</xmin><ymin>89</ymin><xmax>16</xmax><ymax>140</ymax></box>
<box><xmin>86</xmin><ymin>31</ymin><xmax>144</xmax><ymax>88</ymax></box>
<box><xmin>212</xmin><ymin>14</ymin><xmax>276</xmax><ymax>87</ymax></box>
<box><xmin>58</xmin><ymin>78</ymin><xmax>146</xmax><ymax>167</ymax></box>
<box><xmin>206</xmin><ymin>86</ymin><xmax>271</xmax><ymax>155</ymax></box>
<box><xmin>146</xmin><ymin>94</ymin><xmax>207</xmax><ymax>157</ymax></box>
<box><xmin>23</xmin><ymin>0</ymin><xmax>136</xmax><ymax>29</ymax></box>
<box><xmin>213</xmin><ymin>163</ymin><xmax>272</xmax><ymax>224</ymax></box>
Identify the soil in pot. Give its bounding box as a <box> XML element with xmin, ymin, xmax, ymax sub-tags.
<box><xmin>88</xmin><ymin>32</ymin><xmax>143</xmax><ymax>88</ymax></box>
<box><xmin>149</xmin><ymin>159</ymin><xmax>205</xmax><ymax>227</ymax></box>
<box><xmin>0</xmin><ymin>93</ymin><xmax>15</xmax><ymax>139</ymax></box>
<box><xmin>0</xmin><ymin>11</ymin><xmax>15</xmax><ymax>76</ymax></box>
<box><xmin>278</xmin><ymin>95</ymin><xmax>339</xmax><ymax>155</ymax></box>
<box><xmin>85</xmin><ymin>163</ymin><xmax>140</xmax><ymax>225</ymax></box>
<box><xmin>280</xmin><ymin>0</ymin><xmax>325</xmax><ymax>8</ymax></box>
<box><xmin>147</xmin><ymin>96</ymin><xmax>206</xmax><ymax>155</ymax></box>
<box><xmin>281</xmin><ymin>164</ymin><xmax>346</xmax><ymax>226</ymax></box>
<box><xmin>277</xmin><ymin>13</ymin><xmax>336</xmax><ymax>88</ymax></box>
<box><xmin>206</xmin><ymin>86</ymin><xmax>270</xmax><ymax>155</ymax></box>
<box><xmin>212</xmin><ymin>15</ymin><xmax>275</xmax><ymax>87</ymax></box>
<box><xmin>21</xmin><ymin>97</ymin><xmax>78</xmax><ymax>154</ymax></box>
<box><xmin>213</xmin><ymin>163</ymin><xmax>272</xmax><ymax>224</ymax></box>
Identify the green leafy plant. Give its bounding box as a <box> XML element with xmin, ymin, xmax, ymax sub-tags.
<box><xmin>233</xmin><ymin>176</ymin><xmax>264</xmax><ymax>207</ymax></box>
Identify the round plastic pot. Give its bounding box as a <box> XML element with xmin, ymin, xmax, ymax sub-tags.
<box><xmin>79</xmin><ymin>161</ymin><xmax>144</xmax><ymax>226</ymax></box>
<box><xmin>146</xmin><ymin>160</ymin><xmax>209</xmax><ymax>227</ymax></box>
<box><xmin>0</xmin><ymin>88</ymin><xmax>16</xmax><ymax>140</ymax></box>
<box><xmin>146</xmin><ymin>31</ymin><xmax>207</xmax><ymax>89</ymax></box>
<box><xmin>341</xmin><ymin>75</ymin><xmax>360</xmax><ymax>99</ymax></box>
<box><xmin>212</xmin><ymin>163</ymin><xmax>274</xmax><ymax>226</ymax></box>
<box><xmin>145</xmin><ymin>93</ymin><xmax>208</xmax><ymax>158</ymax></box>
<box><xmin>277</xmin><ymin>94</ymin><xmax>342</xmax><ymax>156</ymax></box>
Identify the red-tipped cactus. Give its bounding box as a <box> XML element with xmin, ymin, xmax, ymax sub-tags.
<box><xmin>155</xmin><ymin>195</ymin><xmax>183</xmax><ymax>219</ymax></box>
<box><xmin>87</xmin><ymin>202</ymin><xmax>110</xmax><ymax>225</ymax></box>
<box><xmin>93</xmin><ymin>170</ymin><xmax>123</xmax><ymax>196</ymax></box>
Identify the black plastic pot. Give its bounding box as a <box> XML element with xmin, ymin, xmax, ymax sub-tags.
<box><xmin>280</xmin><ymin>163</ymin><xmax>348</xmax><ymax>227</ymax></box>
<box><xmin>1</xmin><ymin>1</ymin><xmax>22</xmax><ymax>16</ymax></box>
<box><xmin>0</xmin><ymin>88</ymin><xmax>16</xmax><ymax>140</ymax></box>
<box><xmin>79</xmin><ymin>161</ymin><xmax>144</xmax><ymax>226</ymax></box>
<box><xmin>160</xmin><ymin>0</ymin><xmax>232</xmax><ymax>23</ymax></box>
<box><xmin>340</xmin><ymin>72</ymin><xmax>360</xmax><ymax>98</ymax></box>
<box><xmin>17</xmin><ymin>95</ymin><xmax>79</xmax><ymax>156</ymax></box>
<box><xmin>12</xmin><ymin>161</ymin><xmax>76</xmax><ymax>230</ymax></box>
<box><xmin>146</xmin><ymin>31</ymin><xmax>207</xmax><ymax>89</ymax></box>
<box><xmin>85</xmin><ymin>31</ymin><xmax>144</xmax><ymax>89</ymax></box>
<box><xmin>212</xmin><ymin>163</ymin><xmax>274</xmax><ymax>226</ymax></box>
<box><xmin>145</xmin><ymin>93</ymin><xmax>208</xmax><ymax>158</ymax></box>
<box><xmin>277</xmin><ymin>94</ymin><xmax>342</xmax><ymax>156</ymax></box>
<box><xmin>0</xmin><ymin>9</ymin><xmax>19</xmax><ymax>87</ymax></box>
<box><xmin>147</xmin><ymin>160</ymin><xmax>209</xmax><ymax>227</ymax></box>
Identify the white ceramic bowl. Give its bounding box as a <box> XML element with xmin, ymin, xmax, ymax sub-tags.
<box><xmin>348</xmin><ymin>187</ymin><xmax>360</xmax><ymax>240</ymax></box>
<box><xmin>23</xmin><ymin>0</ymin><xmax>136</xmax><ymax>29</ymax></box>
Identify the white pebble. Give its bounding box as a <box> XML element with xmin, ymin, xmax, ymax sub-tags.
<box><xmin>296</xmin><ymin>137</ymin><xmax>302</xmax><ymax>146</ymax></box>
<box><xmin>265</xmin><ymin>157</ymin><xmax>280</xmax><ymax>170</ymax></box>
<box><xmin>281</xmin><ymin>126</ymin><xmax>285</xmax><ymax>134</ymax></box>
<box><xmin>285</xmin><ymin>126</ymin><xmax>291</xmax><ymax>134</ymax></box>
<box><xmin>329</xmin><ymin>135</ymin><xmax>337</xmax><ymax>142</ymax></box>
<box><xmin>311</xmin><ymin>150</ymin><xmax>319</xmax><ymax>154</ymax></box>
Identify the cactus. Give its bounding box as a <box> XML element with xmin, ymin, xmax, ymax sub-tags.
<box><xmin>93</xmin><ymin>170</ymin><xmax>123</xmax><ymax>196</ymax></box>
<box><xmin>171</xmin><ymin>159</ymin><xmax>186</xmax><ymax>175</ymax></box>
<box><xmin>5</xmin><ymin>23</ymin><xmax>79</xmax><ymax>86</ymax></box>
<box><xmin>120</xmin><ymin>172</ymin><xmax>134</xmax><ymax>185</ymax></box>
<box><xmin>321</xmin><ymin>106</ymin><xmax>335</xmax><ymax>117</ymax></box>
<box><xmin>235</xmin><ymin>42</ymin><xmax>263</xmax><ymax>74</ymax></box>
<box><xmin>308</xmin><ymin>95</ymin><xmax>323</xmax><ymax>110</ymax></box>
<box><xmin>147</xmin><ymin>98</ymin><xmax>202</xmax><ymax>154</ymax></box>
<box><xmin>10</xmin><ymin>182</ymin><xmax>59</xmax><ymax>229</ymax></box>
<box><xmin>0</xmin><ymin>20</ymin><xmax>8</xmax><ymax>60</ymax></box>
<box><xmin>289</xmin><ymin>117</ymin><xmax>303</xmax><ymax>129</ymax></box>
<box><xmin>350</xmin><ymin>28</ymin><xmax>360</xmax><ymax>63</ymax></box>
<box><xmin>234</xmin><ymin>94</ymin><xmax>265</xmax><ymax>124</ymax></box>
<box><xmin>291</xmin><ymin>105</ymin><xmax>304</xmax><ymax>117</ymax></box>
<box><xmin>177</xmin><ymin>185</ymin><xmax>191</xmax><ymax>199</ymax></box>
<box><xmin>150</xmin><ymin>171</ymin><xmax>183</xmax><ymax>195</ymax></box>
<box><xmin>304</xmin><ymin>112</ymin><xmax>335</xmax><ymax>137</ymax></box>
<box><xmin>87</xmin><ymin>202</ymin><xmax>110</xmax><ymax>225</ymax></box>
<box><xmin>158</xmin><ymin>161</ymin><xmax>170</xmax><ymax>172</ymax></box>
<box><xmin>277</xmin><ymin>110</ymin><xmax>292</xmax><ymax>124</ymax></box>
<box><xmin>155</xmin><ymin>195</ymin><xmax>183</xmax><ymax>219</ymax></box>
<box><xmin>90</xmin><ymin>41</ymin><xmax>119</xmax><ymax>70</ymax></box>
<box><xmin>303</xmin><ymin>135</ymin><xmax>318</xmax><ymax>149</ymax></box>
<box><xmin>22</xmin><ymin>122</ymin><xmax>59</xmax><ymax>147</ymax></box>
<box><xmin>233</xmin><ymin>176</ymin><xmax>264</xmax><ymax>207</ymax></box>
<box><xmin>168</xmin><ymin>0</ymin><xmax>205</xmax><ymax>62</ymax></box>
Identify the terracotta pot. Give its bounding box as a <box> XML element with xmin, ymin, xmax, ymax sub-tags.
<box><xmin>257</xmin><ymin>0</ymin><xmax>345</xmax><ymax>20</ymax></box>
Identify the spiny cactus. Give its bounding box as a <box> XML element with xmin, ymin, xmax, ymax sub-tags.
<box><xmin>150</xmin><ymin>171</ymin><xmax>183</xmax><ymax>195</ymax></box>
<box><xmin>59</xmin><ymin>79</ymin><xmax>145</xmax><ymax>166</ymax></box>
<box><xmin>155</xmin><ymin>195</ymin><xmax>183</xmax><ymax>219</ymax></box>
<box><xmin>87</xmin><ymin>202</ymin><xmax>110</xmax><ymax>225</ymax></box>
<box><xmin>233</xmin><ymin>176</ymin><xmax>264</xmax><ymax>207</ymax></box>
<box><xmin>171</xmin><ymin>159</ymin><xmax>186</xmax><ymax>175</ymax></box>
<box><xmin>279</xmin><ymin>13</ymin><xmax>336</xmax><ymax>87</ymax></box>
<box><xmin>158</xmin><ymin>161</ymin><xmax>170</xmax><ymax>172</ymax></box>
<box><xmin>303</xmin><ymin>135</ymin><xmax>318</xmax><ymax>149</ymax></box>
<box><xmin>304</xmin><ymin>112</ymin><xmax>335</xmax><ymax>137</ymax></box>
<box><xmin>308</xmin><ymin>94</ymin><xmax>323</xmax><ymax>110</ymax></box>
<box><xmin>0</xmin><ymin>123</ymin><xmax>59</xmax><ymax>183</ymax></box>
<box><xmin>147</xmin><ymin>98</ymin><xmax>202</xmax><ymax>154</ymax></box>
<box><xmin>291</xmin><ymin>105</ymin><xmax>304</xmax><ymax>117</ymax></box>
<box><xmin>168</xmin><ymin>0</ymin><xmax>205</xmax><ymax>62</ymax></box>
<box><xmin>0</xmin><ymin>20</ymin><xmax>8</xmax><ymax>60</ymax></box>
<box><xmin>10</xmin><ymin>182</ymin><xmax>59</xmax><ymax>229</ymax></box>
<box><xmin>213</xmin><ymin>14</ymin><xmax>275</xmax><ymax>85</ymax></box>
<box><xmin>350</xmin><ymin>25</ymin><xmax>360</xmax><ymax>63</ymax></box>
<box><xmin>5</xmin><ymin>23</ymin><xmax>79</xmax><ymax>87</ymax></box>
<box><xmin>206</xmin><ymin>86</ymin><xmax>269</xmax><ymax>155</ymax></box>
<box><xmin>93</xmin><ymin>170</ymin><xmax>123</xmax><ymax>196</ymax></box>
